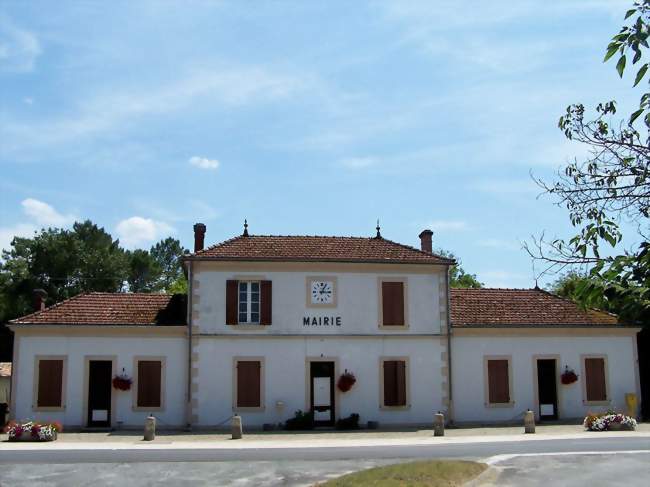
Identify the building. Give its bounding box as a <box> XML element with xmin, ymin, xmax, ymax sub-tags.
<box><xmin>6</xmin><ymin>224</ymin><xmax>642</xmax><ymax>429</ymax></box>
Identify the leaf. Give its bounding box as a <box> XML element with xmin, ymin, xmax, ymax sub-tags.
<box><xmin>604</xmin><ymin>44</ymin><xmax>619</xmax><ymax>62</ymax></box>
<box><xmin>617</xmin><ymin>55</ymin><xmax>627</xmax><ymax>77</ymax></box>
<box><xmin>625</xmin><ymin>8</ymin><xmax>637</xmax><ymax>19</ymax></box>
<box><xmin>630</xmin><ymin>108</ymin><xmax>644</xmax><ymax>124</ymax></box>
<box><xmin>634</xmin><ymin>64</ymin><xmax>648</xmax><ymax>86</ymax></box>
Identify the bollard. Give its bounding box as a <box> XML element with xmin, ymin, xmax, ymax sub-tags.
<box><xmin>524</xmin><ymin>410</ymin><xmax>535</xmax><ymax>434</ymax></box>
<box><xmin>433</xmin><ymin>412</ymin><xmax>445</xmax><ymax>437</ymax></box>
<box><xmin>144</xmin><ymin>415</ymin><xmax>156</xmax><ymax>441</ymax></box>
<box><xmin>231</xmin><ymin>414</ymin><xmax>242</xmax><ymax>439</ymax></box>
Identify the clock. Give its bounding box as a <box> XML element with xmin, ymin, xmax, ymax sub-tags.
<box><xmin>311</xmin><ymin>280</ymin><xmax>334</xmax><ymax>304</ymax></box>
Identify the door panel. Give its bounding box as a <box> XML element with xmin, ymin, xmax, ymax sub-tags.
<box><xmin>88</xmin><ymin>361</ymin><xmax>112</xmax><ymax>428</ymax></box>
<box><xmin>310</xmin><ymin>362</ymin><xmax>335</xmax><ymax>426</ymax></box>
<box><xmin>537</xmin><ymin>359</ymin><xmax>558</xmax><ymax>420</ymax></box>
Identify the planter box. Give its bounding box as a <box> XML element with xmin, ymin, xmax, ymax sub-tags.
<box><xmin>8</xmin><ymin>431</ymin><xmax>57</xmax><ymax>442</ymax></box>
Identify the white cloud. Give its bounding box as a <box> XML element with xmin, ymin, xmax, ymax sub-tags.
<box><xmin>21</xmin><ymin>198</ymin><xmax>75</xmax><ymax>227</ymax></box>
<box><xmin>0</xmin><ymin>198</ymin><xmax>75</xmax><ymax>253</ymax></box>
<box><xmin>425</xmin><ymin>220</ymin><xmax>469</xmax><ymax>232</ymax></box>
<box><xmin>189</xmin><ymin>156</ymin><xmax>220</xmax><ymax>170</ymax></box>
<box><xmin>115</xmin><ymin>216</ymin><xmax>174</xmax><ymax>248</ymax></box>
<box><xmin>0</xmin><ymin>15</ymin><xmax>41</xmax><ymax>72</ymax></box>
<box><xmin>23</xmin><ymin>97</ymin><xmax>33</xmax><ymax>105</ymax></box>
<box><xmin>340</xmin><ymin>156</ymin><xmax>378</xmax><ymax>169</ymax></box>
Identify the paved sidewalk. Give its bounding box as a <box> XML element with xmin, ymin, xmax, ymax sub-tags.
<box><xmin>2</xmin><ymin>423</ymin><xmax>649</xmax><ymax>450</ymax></box>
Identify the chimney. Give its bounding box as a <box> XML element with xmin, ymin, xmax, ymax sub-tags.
<box><xmin>419</xmin><ymin>229</ymin><xmax>433</xmax><ymax>254</ymax></box>
<box><xmin>33</xmin><ymin>289</ymin><xmax>47</xmax><ymax>312</ymax></box>
<box><xmin>193</xmin><ymin>223</ymin><xmax>206</xmax><ymax>252</ymax></box>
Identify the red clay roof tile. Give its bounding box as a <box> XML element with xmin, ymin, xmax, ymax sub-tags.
<box><xmin>450</xmin><ymin>288</ymin><xmax>619</xmax><ymax>326</ymax></box>
<box><xmin>10</xmin><ymin>293</ymin><xmax>186</xmax><ymax>326</ymax></box>
<box><xmin>187</xmin><ymin>234</ymin><xmax>453</xmax><ymax>264</ymax></box>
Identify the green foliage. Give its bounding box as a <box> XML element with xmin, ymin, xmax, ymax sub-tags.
<box><xmin>0</xmin><ymin>221</ymin><xmax>187</xmax><ymax>324</ymax></box>
<box><xmin>284</xmin><ymin>410</ymin><xmax>314</xmax><ymax>430</ymax></box>
<box><xmin>435</xmin><ymin>249</ymin><xmax>483</xmax><ymax>288</ymax></box>
<box><xmin>530</xmin><ymin>2</ymin><xmax>650</xmax><ymax>325</ymax></box>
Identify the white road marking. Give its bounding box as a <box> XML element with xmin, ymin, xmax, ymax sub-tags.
<box><xmin>485</xmin><ymin>450</ymin><xmax>650</xmax><ymax>465</ymax></box>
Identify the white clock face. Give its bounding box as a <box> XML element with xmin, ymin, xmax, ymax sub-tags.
<box><xmin>311</xmin><ymin>280</ymin><xmax>334</xmax><ymax>304</ymax></box>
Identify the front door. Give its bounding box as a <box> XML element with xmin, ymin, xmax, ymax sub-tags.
<box><xmin>310</xmin><ymin>361</ymin><xmax>335</xmax><ymax>427</ymax></box>
<box><xmin>537</xmin><ymin>359</ymin><xmax>558</xmax><ymax>420</ymax></box>
<box><xmin>87</xmin><ymin>360</ymin><xmax>112</xmax><ymax>428</ymax></box>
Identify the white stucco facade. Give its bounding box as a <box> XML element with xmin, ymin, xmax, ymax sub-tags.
<box><xmin>11</xmin><ymin>330</ymin><xmax>187</xmax><ymax>428</ymax></box>
<box><xmin>189</xmin><ymin>262</ymin><xmax>450</xmax><ymax>427</ymax></box>
<box><xmin>451</xmin><ymin>331</ymin><xmax>641</xmax><ymax>423</ymax></box>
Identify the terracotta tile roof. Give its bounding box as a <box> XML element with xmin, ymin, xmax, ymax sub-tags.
<box><xmin>451</xmin><ymin>288</ymin><xmax>620</xmax><ymax>327</ymax></box>
<box><xmin>0</xmin><ymin>363</ymin><xmax>11</xmax><ymax>377</ymax></box>
<box><xmin>10</xmin><ymin>293</ymin><xmax>187</xmax><ymax>326</ymax></box>
<box><xmin>187</xmin><ymin>235</ymin><xmax>453</xmax><ymax>265</ymax></box>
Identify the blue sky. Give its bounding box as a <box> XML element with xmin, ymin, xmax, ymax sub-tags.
<box><xmin>0</xmin><ymin>1</ymin><xmax>643</xmax><ymax>287</ymax></box>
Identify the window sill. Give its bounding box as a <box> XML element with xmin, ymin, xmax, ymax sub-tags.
<box><xmin>32</xmin><ymin>406</ymin><xmax>65</xmax><ymax>412</ymax></box>
<box><xmin>583</xmin><ymin>399</ymin><xmax>611</xmax><ymax>406</ymax></box>
<box><xmin>132</xmin><ymin>406</ymin><xmax>165</xmax><ymax>412</ymax></box>
<box><xmin>485</xmin><ymin>401</ymin><xmax>515</xmax><ymax>408</ymax></box>
<box><xmin>378</xmin><ymin>324</ymin><xmax>410</xmax><ymax>330</ymax></box>
<box><xmin>233</xmin><ymin>406</ymin><xmax>265</xmax><ymax>413</ymax></box>
<box><xmin>380</xmin><ymin>404</ymin><xmax>411</xmax><ymax>411</ymax></box>
<box><xmin>228</xmin><ymin>324</ymin><xmax>269</xmax><ymax>330</ymax></box>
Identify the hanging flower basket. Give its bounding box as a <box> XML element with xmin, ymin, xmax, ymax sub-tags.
<box><xmin>112</xmin><ymin>372</ymin><xmax>132</xmax><ymax>391</ymax></box>
<box><xmin>337</xmin><ymin>370</ymin><xmax>356</xmax><ymax>392</ymax></box>
<box><xmin>561</xmin><ymin>367</ymin><xmax>578</xmax><ymax>385</ymax></box>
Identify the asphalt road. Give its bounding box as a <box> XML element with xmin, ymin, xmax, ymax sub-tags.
<box><xmin>0</xmin><ymin>437</ymin><xmax>648</xmax><ymax>487</ymax></box>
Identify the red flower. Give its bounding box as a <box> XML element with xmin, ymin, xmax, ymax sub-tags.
<box><xmin>337</xmin><ymin>371</ymin><xmax>357</xmax><ymax>392</ymax></box>
<box><xmin>31</xmin><ymin>424</ymin><xmax>41</xmax><ymax>438</ymax></box>
<box><xmin>14</xmin><ymin>425</ymin><xmax>23</xmax><ymax>438</ymax></box>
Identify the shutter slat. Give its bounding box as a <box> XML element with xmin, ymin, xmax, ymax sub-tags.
<box><xmin>138</xmin><ymin>361</ymin><xmax>162</xmax><ymax>408</ymax></box>
<box><xmin>260</xmin><ymin>281</ymin><xmax>272</xmax><ymax>325</ymax></box>
<box><xmin>237</xmin><ymin>361</ymin><xmax>261</xmax><ymax>407</ymax></box>
<box><xmin>382</xmin><ymin>282</ymin><xmax>404</xmax><ymax>326</ymax></box>
<box><xmin>585</xmin><ymin>358</ymin><xmax>607</xmax><ymax>401</ymax></box>
<box><xmin>488</xmin><ymin>360</ymin><xmax>509</xmax><ymax>404</ymax></box>
<box><xmin>226</xmin><ymin>280</ymin><xmax>239</xmax><ymax>325</ymax></box>
<box><xmin>38</xmin><ymin>360</ymin><xmax>63</xmax><ymax>407</ymax></box>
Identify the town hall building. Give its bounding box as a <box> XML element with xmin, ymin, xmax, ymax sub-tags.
<box><xmin>6</xmin><ymin>223</ymin><xmax>642</xmax><ymax>429</ymax></box>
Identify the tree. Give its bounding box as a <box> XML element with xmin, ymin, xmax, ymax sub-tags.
<box><xmin>436</xmin><ymin>249</ymin><xmax>483</xmax><ymax>288</ymax></box>
<box><xmin>527</xmin><ymin>1</ymin><xmax>650</xmax><ymax>323</ymax></box>
<box><xmin>126</xmin><ymin>249</ymin><xmax>162</xmax><ymax>293</ymax></box>
<box><xmin>150</xmin><ymin>237</ymin><xmax>187</xmax><ymax>291</ymax></box>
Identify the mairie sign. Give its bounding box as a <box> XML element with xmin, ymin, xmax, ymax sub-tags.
<box><xmin>303</xmin><ymin>316</ymin><xmax>342</xmax><ymax>327</ymax></box>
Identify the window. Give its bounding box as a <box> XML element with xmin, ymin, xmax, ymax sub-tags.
<box><xmin>584</xmin><ymin>357</ymin><xmax>608</xmax><ymax>402</ymax></box>
<box><xmin>382</xmin><ymin>359</ymin><xmax>407</xmax><ymax>407</ymax></box>
<box><xmin>35</xmin><ymin>357</ymin><xmax>65</xmax><ymax>409</ymax></box>
<box><xmin>239</xmin><ymin>281</ymin><xmax>260</xmax><ymax>324</ymax></box>
<box><xmin>380</xmin><ymin>280</ymin><xmax>406</xmax><ymax>327</ymax></box>
<box><xmin>234</xmin><ymin>359</ymin><xmax>263</xmax><ymax>410</ymax></box>
<box><xmin>136</xmin><ymin>359</ymin><xmax>163</xmax><ymax>409</ymax></box>
<box><xmin>226</xmin><ymin>280</ymin><xmax>272</xmax><ymax>325</ymax></box>
<box><xmin>486</xmin><ymin>358</ymin><xmax>512</xmax><ymax>405</ymax></box>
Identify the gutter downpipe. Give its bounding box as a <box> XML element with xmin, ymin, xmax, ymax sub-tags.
<box><xmin>186</xmin><ymin>261</ymin><xmax>193</xmax><ymax>430</ymax></box>
<box><xmin>445</xmin><ymin>265</ymin><xmax>454</xmax><ymax>424</ymax></box>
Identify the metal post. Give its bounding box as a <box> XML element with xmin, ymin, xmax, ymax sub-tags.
<box><xmin>433</xmin><ymin>412</ymin><xmax>445</xmax><ymax>436</ymax></box>
<box><xmin>231</xmin><ymin>414</ymin><xmax>242</xmax><ymax>439</ymax></box>
<box><xmin>524</xmin><ymin>410</ymin><xmax>535</xmax><ymax>434</ymax></box>
<box><xmin>144</xmin><ymin>416</ymin><xmax>156</xmax><ymax>441</ymax></box>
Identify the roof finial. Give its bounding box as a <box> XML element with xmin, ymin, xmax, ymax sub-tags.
<box><xmin>376</xmin><ymin>219</ymin><xmax>381</xmax><ymax>238</ymax></box>
<box><xmin>243</xmin><ymin>219</ymin><xmax>249</xmax><ymax>237</ymax></box>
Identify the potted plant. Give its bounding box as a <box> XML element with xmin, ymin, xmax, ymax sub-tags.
<box><xmin>112</xmin><ymin>369</ymin><xmax>132</xmax><ymax>391</ymax></box>
<box><xmin>337</xmin><ymin>370</ymin><xmax>356</xmax><ymax>392</ymax></box>
<box><xmin>561</xmin><ymin>366</ymin><xmax>578</xmax><ymax>385</ymax></box>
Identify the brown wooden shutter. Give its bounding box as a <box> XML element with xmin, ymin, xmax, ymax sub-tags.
<box><xmin>383</xmin><ymin>360</ymin><xmax>406</xmax><ymax>406</ymax></box>
<box><xmin>137</xmin><ymin>361</ymin><xmax>162</xmax><ymax>408</ymax></box>
<box><xmin>260</xmin><ymin>280</ymin><xmax>272</xmax><ymax>325</ymax></box>
<box><xmin>585</xmin><ymin>358</ymin><xmax>607</xmax><ymax>401</ymax></box>
<box><xmin>382</xmin><ymin>282</ymin><xmax>404</xmax><ymax>326</ymax></box>
<box><xmin>226</xmin><ymin>280</ymin><xmax>239</xmax><ymax>325</ymax></box>
<box><xmin>37</xmin><ymin>359</ymin><xmax>63</xmax><ymax>407</ymax></box>
<box><xmin>237</xmin><ymin>361</ymin><xmax>261</xmax><ymax>407</ymax></box>
<box><xmin>488</xmin><ymin>359</ymin><xmax>510</xmax><ymax>404</ymax></box>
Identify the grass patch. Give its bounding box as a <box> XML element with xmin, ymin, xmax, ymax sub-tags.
<box><xmin>316</xmin><ymin>460</ymin><xmax>487</xmax><ymax>487</ymax></box>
